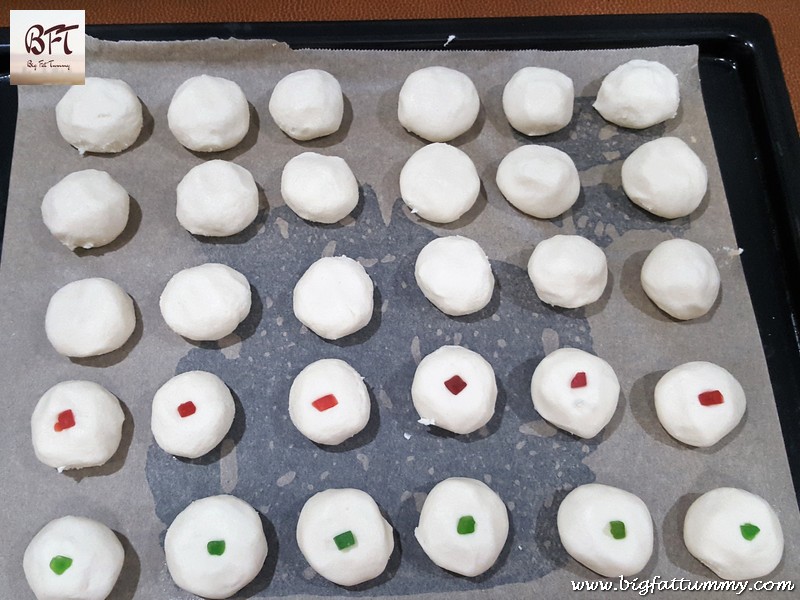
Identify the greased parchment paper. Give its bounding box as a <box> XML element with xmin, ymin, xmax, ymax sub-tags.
<box><xmin>1</xmin><ymin>36</ymin><xmax>799</xmax><ymax>599</ymax></box>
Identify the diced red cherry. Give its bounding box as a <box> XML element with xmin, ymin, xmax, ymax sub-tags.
<box><xmin>444</xmin><ymin>375</ymin><xmax>467</xmax><ymax>395</ymax></box>
<box><xmin>54</xmin><ymin>409</ymin><xmax>75</xmax><ymax>432</ymax></box>
<box><xmin>312</xmin><ymin>394</ymin><xmax>339</xmax><ymax>412</ymax></box>
<box><xmin>698</xmin><ymin>390</ymin><xmax>724</xmax><ymax>406</ymax></box>
<box><xmin>177</xmin><ymin>401</ymin><xmax>197</xmax><ymax>418</ymax></box>
<box><xmin>570</xmin><ymin>372</ymin><xmax>587</xmax><ymax>388</ymax></box>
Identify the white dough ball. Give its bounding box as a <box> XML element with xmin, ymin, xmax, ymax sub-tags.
<box><xmin>415</xmin><ymin>477</ymin><xmax>508</xmax><ymax>577</ymax></box>
<box><xmin>165</xmin><ymin>495</ymin><xmax>268</xmax><ymax>599</ymax></box>
<box><xmin>42</xmin><ymin>170</ymin><xmax>130</xmax><ymax>251</ymax></box>
<box><xmin>558</xmin><ymin>483</ymin><xmax>654</xmax><ymax>577</ymax></box>
<box><xmin>160</xmin><ymin>263</ymin><xmax>251</xmax><ymax>341</ymax></box>
<box><xmin>31</xmin><ymin>380</ymin><xmax>124</xmax><ymax>471</ymax></box>
<box><xmin>412</xmin><ymin>345</ymin><xmax>497</xmax><ymax>435</ymax></box>
<box><xmin>24</xmin><ymin>515</ymin><xmax>124</xmax><ymax>600</ymax></box>
<box><xmin>622</xmin><ymin>137</ymin><xmax>708</xmax><ymax>218</ymax></box>
<box><xmin>399</xmin><ymin>143</ymin><xmax>480</xmax><ymax>223</ymax></box>
<box><xmin>151</xmin><ymin>371</ymin><xmax>235</xmax><ymax>459</ymax></box>
<box><xmin>289</xmin><ymin>359</ymin><xmax>370</xmax><ymax>446</ymax></box>
<box><xmin>531</xmin><ymin>347</ymin><xmax>620</xmax><ymax>439</ymax></box>
<box><xmin>640</xmin><ymin>238</ymin><xmax>720</xmax><ymax>320</ymax></box>
<box><xmin>56</xmin><ymin>77</ymin><xmax>143</xmax><ymax>154</ymax></box>
<box><xmin>281</xmin><ymin>152</ymin><xmax>359</xmax><ymax>223</ymax></box>
<box><xmin>176</xmin><ymin>160</ymin><xmax>259</xmax><ymax>237</ymax></box>
<box><xmin>269</xmin><ymin>69</ymin><xmax>343</xmax><ymax>141</ymax></box>
<box><xmin>45</xmin><ymin>278</ymin><xmax>136</xmax><ymax>358</ymax></box>
<box><xmin>415</xmin><ymin>236</ymin><xmax>494</xmax><ymax>316</ymax></box>
<box><xmin>296</xmin><ymin>488</ymin><xmax>394</xmax><ymax>586</ymax></box>
<box><xmin>527</xmin><ymin>235</ymin><xmax>608</xmax><ymax>309</ymax></box>
<box><xmin>293</xmin><ymin>256</ymin><xmax>374</xmax><ymax>340</ymax></box>
<box><xmin>496</xmin><ymin>145</ymin><xmax>580</xmax><ymax>219</ymax></box>
<box><xmin>168</xmin><ymin>75</ymin><xmax>250</xmax><ymax>152</ymax></box>
<box><xmin>398</xmin><ymin>66</ymin><xmax>480</xmax><ymax>142</ymax></box>
<box><xmin>593</xmin><ymin>59</ymin><xmax>680</xmax><ymax>129</ymax></box>
<box><xmin>684</xmin><ymin>488</ymin><xmax>783</xmax><ymax>580</ymax></box>
<box><xmin>502</xmin><ymin>67</ymin><xmax>574</xmax><ymax>136</ymax></box>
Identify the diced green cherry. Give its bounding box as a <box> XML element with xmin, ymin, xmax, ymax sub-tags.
<box><xmin>457</xmin><ymin>515</ymin><xmax>476</xmax><ymax>535</ymax></box>
<box><xmin>740</xmin><ymin>523</ymin><xmax>760</xmax><ymax>541</ymax></box>
<box><xmin>609</xmin><ymin>520</ymin><xmax>626</xmax><ymax>540</ymax></box>
<box><xmin>333</xmin><ymin>530</ymin><xmax>356</xmax><ymax>551</ymax></box>
<box><xmin>49</xmin><ymin>555</ymin><xmax>73</xmax><ymax>575</ymax></box>
<box><xmin>207</xmin><ymin>540</ymin><xmax>226</xmax><ymax>556</ymax></box>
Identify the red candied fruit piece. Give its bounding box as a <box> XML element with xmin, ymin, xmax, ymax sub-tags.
<box><xmin>312</xmin><ymin>394</ymin><xmax>339</xmax><ymax>412</ymax></box>
<box><xmin>444</xmin><ymin>375</ymin><xmax>467</xmax><ymax>395</ymax></box>
<box><xmin>54</xmin><ymin>409</ymin><xmax>75</xmax><ymax>432</ymax></box>
<box><xmin>698</xmin><ymin>390</ymin><xmax>724</xmax><ymax>406</ymax></box>
<box><xmin>177</xmin><ymin>401</ymin><xmax>197</xmax><ymax>418</ymax></box>
<box><xmin>570</xmin><ymin>372</ymin><xmax>587</xmax><ymax>389</ymax></box>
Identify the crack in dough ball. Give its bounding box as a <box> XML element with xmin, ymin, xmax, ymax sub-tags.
<box><xmin>281</xmin><ymin>152</ymin><xmax>359</xmax><ymax>223</ymax></box>
<box><xmin>269</xmin><ymin>69</ymin><xmax>343</xmax><ymax>141</ymax></box>
<box><xmin>56</xmin><ymin>77</ymin><xmax>143</xmax><ymax>154</ymax></box>
<box><xmin>502</xmin><ymin>67</ymin><xmax>574</xmax><ymax>136</ymax></box>
<box><xmin>168</xmin><ymin>75</ymin><xmax>250</xmax><ymax>152</ymax></box>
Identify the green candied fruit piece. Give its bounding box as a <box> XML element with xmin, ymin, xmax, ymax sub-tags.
<box><xmin>740</xmin><ymin>523</ymin><xmax>760</xmax><ymax>541</ymax></box>
<box><xmin>333</xmin><ymin>530</ymin><xmax>356</xmax><ymax>551</ymax></box>
<box><xmin>457</xmin><ymin>515</ymin><xmax>476</xmax><ymax>535</ymax></box>
<box><xmin>49</xmin><ymin>555</ymin><xmax>73</xmax><ymax>575</ymax></box>
<box><xmin>609</xmin><ymin>520</ymin><xmax>626</xmax><ymax>540</ymax></box>
<box><xmin>207</xmin><ymin>540</ymin><xmax>226</xmax><ymax>556</ymax></box>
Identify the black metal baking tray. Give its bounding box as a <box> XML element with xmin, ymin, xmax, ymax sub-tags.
<box><xmin>1</xmin><ymin>13</ymin><xmax>799</xmax><ymax>503</ymax></box>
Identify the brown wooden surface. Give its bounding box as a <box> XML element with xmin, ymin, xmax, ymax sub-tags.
<box><xmin>4</xmin><ymin>1</ymin><xmax>799</xmax><ymax>124</ymax></box>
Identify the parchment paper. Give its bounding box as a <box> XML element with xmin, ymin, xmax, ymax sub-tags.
<box><xmin>1</xmin><ymin>37</ymin><xmax>798</xmax><ymax>599</ymax></box>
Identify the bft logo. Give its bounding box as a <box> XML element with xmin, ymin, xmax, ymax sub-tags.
<box><xmin>25</xmin><ymin>23</ymin><xmax>81</xmax><ymax>56</ymax></box>
<box><xmin>10</xmin><ymin>10</ymin><xmax>85</xmax><ymax>85</ymax></box>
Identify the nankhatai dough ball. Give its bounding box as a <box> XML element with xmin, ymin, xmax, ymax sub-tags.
<box><xmin>168</xmin><ymin>75</ymin><xmax>250</xmax><ymax>152</ymax></box>
<box><xmin>415</xmin><ymin>477</ymin><xmax>509</xmax><ymax>577</ymax></box>
<box><xmin>684</xmin><ymin>488</ymin><xmax>783</xmax><ymax>580</ymax></box>
<box><xmin>289</xmin><ymin>359</ymin><xmax>370</xmax><ymax>446</ymax></box>
<box><xmin>269</xmin><ymin>69</ymin><xmax>343</xmax><ymax>141</ymax></box>
<box><xmin>31</xmin><ymin>380</ymin><xmax>124</xmax><ymax>471</ymax></box>
<box><xmin>415</xmin><ymin>236</ymin><xmax>494</xmax><ymax>316</ymax></box>
<box><xmin>531</xmin><ymin>347</ymin><xmax>620</xmax><ymax>439</ymax></box>
<box><xmin>398</xmin><ymin>66</ymin><xmax>480</xmax><ymax>142</ymax></box>
<box><xmin>24</xmin><ymin>516</ymin><xmax>124</xmax><ymax>600</ymax></box>
<box><xmin>42</xmin><ymin>170</ymin><xmax>130</xmax><ymax>251</ymax></box>
<box><xmin>622</xmin><ymin>137</ymin><xmax>708</xmax><ymax>218</ymax></box>
<box><xmin>399</xmin><ymin>143</ymin><xmax>480</xmax><ymax>223</ymax></box>
<box><xmin>655</xmin><ymin>361</ymin><xmax>746</xmax><ymax>447</ymax></box>
<box><xmin>151</xmin><ymin>371</ymin><xmax>235</xmax><ymax>459</ymax></box>
<box><xmin>293</xmin><ymin>256</ymin><xmax>374</xmax><ymax>340</ymax></box>
<box><xmin>527</xmin><ymin>235</ymin><xmax>608</xmax><ymax>309</ymax></box>
<box><xmin>412</xmin><ymin>345</ymin><xmax>497</xmax><ymax>435</ymax></box>
<box><xmin>496</xmin><ymin>145</ymin><xmax>580</xmax><ymax>219</ymax></box>
<box><xmin>160</xmin><ymin>263</ymin><xmax>251</xmax><ymax>341</ymax></box>
<box><xmin>165</xmin><ymin>495</ymin><xmax>268</xmax><ymax>599</ymax></box>
<box><xmin>296</xmin><ymin>488</ymin><xmax>394</xmax><ymax>586</ymax></box>
<box><xmin>176</xmin><ymin>160</ymin><xmax>259</xmax><ymax>237</ymax></box>
<box><xmin>557</xmin><ymin>483</ymin><xmax>654</xmax><ymax>577</ymax></box>
<box><xmin>56</xmin><ymin>77</ymin><xmax>143</xmax><ymax>154</ymax></box>
<box><xmin>281</xmin><ymin>152</ymin><xmax>359</xmax><ymax>223</ymax></box>
<box><xmin>45</xmin><ymin>278</ymin><xmax>136</xmax><ymax>358</ymax></box>
<box><xmin>640</xmin><ymin>238</ymin><xmax>720</xmax><ymax>320</ymax></box>
<box><xmin>502</xmin><ymin>67</ymin><xmax>574</xmax><ymax>136</ymax></box>
<box><xmin>593</xmin><ymin>59</ymin><xmax>680</xmax><ymax>129</ymax></box>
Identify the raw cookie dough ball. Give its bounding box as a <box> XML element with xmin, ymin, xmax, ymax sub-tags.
<box><xmin>502</xmin><ymin>67</ymin><xmax>574</xmax><ymax>136</ymax></box>
<box><xmin>684</xmin><ymin>487</ymin><xmax>783</xmax><ymax>580</ymax></box>
<box><xmin>622</xmin><ymin>137</ymin><xmax>708</xmax><ymax>218</ymax></box>
<box><xmin>293</xmin><ymin>256</ymin><xmax>374</xmax><ymax>340</ymax></box>
<box><xmin>655</xmin><ymin>361</ymin><xmax>746</xmax><ymax>447</ymax></box>
<box><xmin>56</xmin><ymin>77</ymin><xmax>143</xmax><ymax>154</ymax></box>
<box><xmin>640</xmin><ymin>238</ymin><xmax>720</xmax><ymax>320</ymax></box>
<box><xmin>176</xmin><ymin>160</ymin><xmax>259</xmax><ymax>237</ymax></box>
<box><xmin>165</xmin><ymin>495</ymin><xmax>268</xmax><ymax>599</ymax></box>
<box><xmin>269</xmin><ymin>69</ymin><xmax>343</xmax><ymax>141</ymax></box>
<box><xmin>289</xmin><ymin>359</ymin><xmax>370</xmax><ymax>446</ymax></box>
<box><xmin>399</xmin><ymin>143</ymin><xmax>480</xmax><ymax>223</ymax></box>
<box><xmin>412</xmin><ymin>345</ymin><xmax>497</xmax><ymax>435</ymax></box>
<box><xmin>415</xmin><ymin>236</ymin><xmax>494</xmax><ymax>316</ymax></box>
<box><xmin>31</xmin><ymin>380</ymin><xmax>124</xmax><ymax>471</ymax></box>
<box><xmin>24</xmin><ymin>515</ymin><xmax>124</xmax><ymax>600</ymax></box>
<box><xmin>496</xmin><ymin>145</ymin><xmax>580</xmax><ymax>219</ymax></box>
<box><xmin>296</xmin><ymin>488</ymin><xmax>394</xmax><ymax>586</ymax></box>
<box><xmin>593</xmin><ymin>59</ymin><xmax>680</xmax><ymax>129</ymax></box>
<box><xmin>527</xmin><ymin>235</ymin><xmax>608</xmax><ymax>309</ymax></box>
<box><xmin>45</xmin><ymin>278</ymin><xmax>136</xmax><ymax>358</ymax></box>
<box><xmin>151</xmin><ymin>371</ymin><xmax>235</xmax><ymax>459</ymax></box>
<box><xmin>415</xmin><ymin>477</ymin><xmax>509</xmax><ymax>577</ymax></box>
<box><xmin>168</xmin><ymin>75</ymin><xmax>250</xmax><ymax>152</ymax></box>
<box><xmin>531</xmin><ymin>347</ymin><xmax>620</xmax><ymax>439</ymax></box>
<box><xmin>160</xmin><ymin>263</ymin><xmax>251</xmax><ymax>341</ymax></box>
<box><xmin>281</xmin><ymin>152</ymin><xmax>359</xmax><ymax>223</ymax></box>
<box><xmin>42</xmin><ymin>170</ymin><xmax>130</xmax><ymax>251</ymax></box>
<box><xmin>557</xmin><ymin>483</ymin><xmax>654</xmax><ymax>577</ymax></box>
